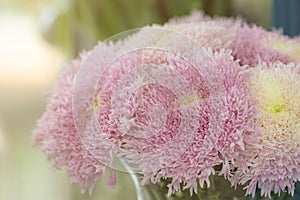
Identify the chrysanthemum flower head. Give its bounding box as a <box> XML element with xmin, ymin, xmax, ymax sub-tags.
<box><xmin>232</xmin><ymin>62</ymin><xmax>300</xmax><ymax>197</ymax></box>
<box><xmin>169</xmin><ymin>11</ymin><xmax>300</xmax><ymax>67</ymax></box>
<box><xmin>230</xmin><ymin>25</ymin><xmax>293</xmax><ymax>66</ymax></box>
<box><xmin>119</xmin><ymin>48</ymin><xmax>259</xmax><ymax>196</ymax></box>
<box><xmin>32</xmin><ymin>50</ymin><xmax>120</xmax><ymax>194</ymax></box>
<box><xmin>33</xmin><ymin>11</ymin><xmax>300</xmax><ymax>198</ymax></box>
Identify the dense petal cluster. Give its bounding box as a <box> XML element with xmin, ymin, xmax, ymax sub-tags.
<box><xmin>32</xmin><ymin>51</ymin><xmax>119</xmax><ymax>194</ymax></box>
<box><xmin>33</xmin><ymin>10</ymin><xmax>300</xmax><ymax>198</ymax></box>
<box><xmin>130</xmin><ymin>49</ymin><xmax>259</xmax><ymax>196</ymax></box>
<box><xmin>170</xmin><ymin>11</ymin><xmax>300</xmax><ymax>66</ymax></box>
<box><xmin>231</xmin><ymin>25</ymin><xmax>292</xmax><ymax>66</ymax></box>
<box><xmin>231</xmin><ymin>62</ymin><xmax>300</xmax><ymax>197</ymax></box>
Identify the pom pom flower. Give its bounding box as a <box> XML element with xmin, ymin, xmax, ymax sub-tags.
<box><xmin>32</xmin><ymin>50</ymin><xmax>120</xmax><ymax>194</ymax></box>
<box><xmin>32</xmin><ymin>52</ymin><xmax>107</xmax><ymax>194</ymax></box>
<box><xmin>231</xmin><ymin>62</ymin><xmax>300</xmax><ymax>198</ymax></box>
<box><xmin>231</xmin><ymin>25</ymin><xmax>293</xmax><ymax>66</ymax></box>
<box><xmin>132</xmin><ymin>49</ymin><xmax>259</xmax><ymax>196</ymax></box>
<box><xmin>171</xmin><ymin>11</ymin><xmax>300</xmax><ymax>66</ymax></box>
<box><xmin>33</xmin><ymin>11</ymin><xmax>300</xmax><ymax>199</ymax></box>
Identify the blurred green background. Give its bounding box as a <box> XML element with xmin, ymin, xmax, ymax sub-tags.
<box><xmin>42</xmin><ymin>0</ymin><xmax>272</xmax><ymax>57</ymax></box>
<box><xmin>0</xmin><ymin>0</ymin><xmax>271</xmax><ymax>200</ymax></box>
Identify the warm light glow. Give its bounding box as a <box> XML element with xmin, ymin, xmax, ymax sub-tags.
<box><xmin>0</xmin><ymin>12</ymin><xmax>65</xmax><ymax>87</ymax></box>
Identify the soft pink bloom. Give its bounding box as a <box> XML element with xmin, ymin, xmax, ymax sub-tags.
<box><xmin>170</xmin><ymin>11</ymin><xmax>300</xmax><ymax>66</ymax></box>
<box><xmin>32</xmin><ymin>51</ymin><xmax>118</xmax><ymax>194</ymax></box>
<box><xmin>231</xmin><ymin>26</ymin><xmax>296</xmax><ymax>66</ymax></box>
<box><xmin>33</xmin><ymin>11</ymin><xmax>300</xmax><ymax>198</ymax></box>
<box><xmin>231</xmin><ymin>62</ymin><xmax>300</xmax><ymax>197</ymax></box>
<box><xmin>111</xmin><ymin>48</ymin><xmax>259</xmax><ymax>196</ymax></box>
<box><xmin>33</xmin><ymin>19</ymin><xmax>259</xmax><ymax>196</ymax></box>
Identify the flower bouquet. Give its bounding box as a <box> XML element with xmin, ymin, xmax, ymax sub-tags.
<box><xmin>33</xmin><ymin>11</ymin><xmax>300</xmax><ymax>199</ymax></box>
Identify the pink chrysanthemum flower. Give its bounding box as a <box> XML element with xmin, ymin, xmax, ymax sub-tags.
<box><xmin>170</xmin><ymin>11</ymin><xmax>300</xmax><ymax>66</ymax></box>
<box><xmin>111</xmin><ymin>47</ymin><xmax>259</xmax><ymax>196</ymax></box>
<box><xmin>231</xmin><ymin>62</ymin><xmax>300</xmax><ymax>198</ymax></box>
<box><xmin>231</xmin><ymin>25</ymin><xmax>300</xmax><ymax>66</ymax></box>
<box><xmin>163</xmin><ymin>50</ymin><xmax>259</xmax><ymax>196</ymax></box>
<box><xmin>33</xmin><ymin>20</ymin><xmax>260</xmax><ymax>196</ymax></box>
<box><xmin>33</xmin><ymin>22</ymin><xmax>237</xmax><ymax>194</ymax></box>
<box><xmin>32</xmin><ymin>51</ymin><xmax>119</xmax><ymax>194</ymax></box>
<box><xmin>231</xmin><ymin>25</ymin><xmax>293</xmax><ymax>66</ymax></box>
<box><xmin>34</xmin><ymin>12</ymin><xmax>300</xmax><ymax>198</ymax></box>
<box><xmin>74</xmin><ymin>23</ymin><xmax>259</xmax><ymax>196</ymax></box>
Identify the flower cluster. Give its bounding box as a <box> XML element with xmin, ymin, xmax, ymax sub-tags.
<box><xmin>232</xmin><ymin>62</ymin><xmax>300</xmax><ymax>197</ymax></box>
<box><xmin>33</xmin><ymin>11</ymin><xmax>300</xmax><ymax>198</ymax></box>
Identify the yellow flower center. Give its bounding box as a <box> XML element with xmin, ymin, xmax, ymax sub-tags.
<box><xmin>181</xmin><ymin>94</ymin><xmax>202</xmax><ymax>106</ymax></box>
<box><xmin>254</xmin><ymin>74</ymin><xmax>287</xmax><ymax>116</ymax></box>
<box><xmin>251</xmin><ymin>65</ymin><xmax>300</xmax><ymax>146</ymax></box>
<box><xmin>93</xmin><ymin>97</ymin><xmax>99</xmax><ymax>109</ymax></box>
<box><xmin>272</xmin><ymin>104</ymin><xmax>285</xmax><ymax>114</ymax></box>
